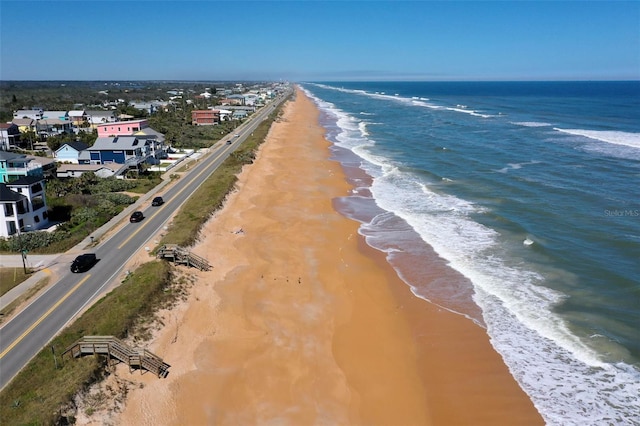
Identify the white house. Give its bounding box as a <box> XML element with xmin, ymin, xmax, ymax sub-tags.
<box><xmin>13</xmin><ymin>109</ymin><xmax>43</xmax><ymax>120</ymax></box>
<box><xmin>0</xmin><ymin>176</ymin><xmax>49</xmax><ymax>238</ymax></box>
<box><xmin>56</xmin><ymin>163</ymin><xmax>124</xmax><ymax>179</ymax></box>
<box><xmin>54</xmin><ymin>141</ymin><xmax>89</xmax><ymax>164</ymax></box>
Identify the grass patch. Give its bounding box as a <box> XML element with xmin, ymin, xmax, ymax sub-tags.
<box><xmin>0</xmin><ymin>261</ymin><xmax>174</xmax><ymax>425</ymax></box>
<box><xmin>0</xmin><ymin>268</ymin><xmax>32</xmax><ymax>297</ymax></box>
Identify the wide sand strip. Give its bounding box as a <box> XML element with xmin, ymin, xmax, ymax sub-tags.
<box><xmin>113</xmin><ymin>88</ymin><xmax>542</xmax><ymax>425</ymax></box>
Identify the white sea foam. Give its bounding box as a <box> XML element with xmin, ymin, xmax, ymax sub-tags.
<box><xmin>555</xmin><ymin>128</ymin><xmax>640</xmax><ymax>149</ymax></box>
<box><xmin>307</xmin><ymin>82</ymin><xmax>494</xmax><ymax>118</ymax></box>
<box><xmin>301</xmin><ymin>84</ymin><xmax>640</xmax><ymax>424</ymax></box>
<box><xmin>512</xmin><ymin>121</ymin><xmax>552</xmax><ymax>127</ymax></box>
<box><xmin>496</xmin><ymin>160</ymin><xmax>541</xmax><ymax>174</ymax></box>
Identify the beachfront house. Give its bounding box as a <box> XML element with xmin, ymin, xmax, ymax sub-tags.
<box><xmin>79</xmin><ymin>136</ymin><xmax>151</xmax><ymax>168</ymax></box>
<box><xmin>54</xmin><ymin>141</ymin><xmax>89</xmax><ymax>164</ymax></box>
<box><xmin>56</xmin><ymin>162</ymin><xmax>124</xmax><ymax>179</ymax></box>
<box><xmin>69</xmin><ymin>110</ymin><xmax>88</xmax><ymax>126</ymax></box>
<box><xmin>0</xmin><ymin>151</ymin><xmax>43</xmax><ymax>183</ymax></box>
<box><xmin>96</xmin><ymin>119</ymin><xmax>166</xmax><ymax>161</ymax></box>
<box><xmin>0</xmin><ymin>175</ymin><xmax>49</xmax><ymax>237</ymax></box>
<box><xmin>86</xmin><ymin>110</ymin><xmax>118</xmax><ymax>127</ymax></box>
<box><xmin>97</xmin><ymin>119</ymin><xmax>150</xmax><ymax>137</ymax></box>
<box><xmin>36</xmin><ymin>118</ymin><xmax>73</xmax><ymax>139</ymax></box>
<box><xmin>13</xmin><ymin>109</ymin><xmax>43</xmax><ymax>121</ymax></box>
<box><xmin>0</xmin><ymin>123</ymin><xmax>21</xmax><ymax>151</ymax></box>
<box><xmin>191</xmin><ymin>110</ymin><xmax>221</xmax><ymax>125</ymax></box>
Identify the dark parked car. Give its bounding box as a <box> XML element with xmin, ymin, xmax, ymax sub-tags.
<box><xmin>70</xmin><ymin>253</ymin><xmax>98</xmax><ymax>273</ymax></box>
<box><xmin>130</xmin><ymin>211</ymin><xmax>144</xmax><ymax>222</ymax></box>
<box><xmin>151</xmin><ymin>196</ymin><xmax>164</xmax><ymax>206</ymax></box>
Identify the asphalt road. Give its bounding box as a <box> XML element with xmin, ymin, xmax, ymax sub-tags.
<box><xmin>0</xmin><ymin>89</ymin><xmax>291</xmax><ymax>390</ymax></box>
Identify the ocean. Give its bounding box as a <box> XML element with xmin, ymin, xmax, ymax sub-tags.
<box><xmin>300</xmin><ymin>81</ymin><xmax>640</xmax><ymax>425</ymax></box>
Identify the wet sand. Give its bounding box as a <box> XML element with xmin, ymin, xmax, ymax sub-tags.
<box><xmin>106</xmin><ymin>88</ymin><xmax>543</xmax><ymax>425</ymax></box>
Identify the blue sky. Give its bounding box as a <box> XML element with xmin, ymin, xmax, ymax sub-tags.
<box><xmin>1</xmin><ymin>1</ymin><xmax>638</xmax><ymax>81</ymax></box>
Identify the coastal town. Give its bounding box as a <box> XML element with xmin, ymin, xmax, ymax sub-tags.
<box><xmin>0</xmin><ymin>81</ymin><xmax>288</xmax><ymax>240</ymax></box>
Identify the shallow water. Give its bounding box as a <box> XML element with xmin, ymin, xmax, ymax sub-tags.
<box><xmin>302</xmin><ymin>81</ymin><xmax>640</xmax><ymax>425</ymax></box>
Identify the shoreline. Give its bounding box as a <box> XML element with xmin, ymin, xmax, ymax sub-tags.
<box><xmin>89</xmin><ymin>87</ymin><xmax>542</xmax><ymax>425</ymax></box>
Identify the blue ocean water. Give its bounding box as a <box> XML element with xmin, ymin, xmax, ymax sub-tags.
<box><xmin>300</xmin><ymin>81</ymin><xmax>640</xmax><ymax>425</ymax></box>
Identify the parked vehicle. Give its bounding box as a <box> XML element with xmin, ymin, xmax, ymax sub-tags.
<box><xmin>130</xmin><ymin>211</ymin><xmax>144</xmax><ymax>222</ymax></box>
<box><xmin>151</xmin><ymin>196</ymin><xmax>164</xmax><ymax>206</ymax></box>
<box><xmin>70</xmin><ymin>253</ymin><xmax>98</xmax><ymax>273</ymax></box>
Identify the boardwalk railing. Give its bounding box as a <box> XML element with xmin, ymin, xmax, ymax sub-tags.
<box><xmin>63</xmin><ymin>336</ymin><xmax>170</xmax><ymax>378</ymax></box>
<box><xmin>156</xmin><ymin>244</ymin><xmax>210</xmax><ymax>271</ymax></box>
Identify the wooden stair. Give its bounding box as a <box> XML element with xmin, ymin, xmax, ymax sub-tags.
<box><xmin>63</xmin><ymin>336</ymin><xmax>170</xmax><ymax>378</ymax></box>
<box><xmin>156</xmin><ymin>244</ymin><xmax>210</xmax><ymax>271</ymax></box>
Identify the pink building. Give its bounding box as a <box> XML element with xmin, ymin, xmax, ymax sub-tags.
<box><xmin>97</xmin><ymin>119</ymin><xmax>149</xmax><ymax>137</ymax></box>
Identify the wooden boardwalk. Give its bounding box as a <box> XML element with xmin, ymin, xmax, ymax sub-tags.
<box><xmin>156</xmin><ymin>244</ymin><xmax>210</xmax><ymax>271</ymax></box>
<box><xmin>63</xmin><ymin>336</ymin><xmax>170</xmax><ymax>378</ymax></box>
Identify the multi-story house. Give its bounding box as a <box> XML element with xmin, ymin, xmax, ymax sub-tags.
<box><xmin>54</xmin><ymin>141</ymin><xmax>89</xmax><ymax>164</ymax></box>
<box><xmin>78</xmin><ymin>136</ymin><xmax>151</xmax><ymax>167</ymax></box>
<box><xmin>69</xmin><ymin>110</ymin><xmax>88</xmax><ymax>126</ymax></box>
<box><xmin>97</xmin><ymin>119</ymin><xmax>149</xmax><ymax>137</ymax></box>
<box><xmin>0</xmin><ymin>176</ymin><xmax>49</xmax><ymax>238</ymax></box>
<box><xmin>0</xmin><ymin>151</ymin><xmax>43</xmax><ymax>183</ymax></box>
<box><xmin>85</xmin><ymin>110</ymin><xmax>118</xmax><ymax>127</ymax></box>
<box><xmin>191</xmin><ymin>109</ymin><xmax>221</xmax><ymax>125</ymax></box>
<box><xmin>0</xmin><ymin>123</ymin><xmax>21</xmax><ymax>150</ymax></box>
<box><xmin>13</xmin><ymin>109</ymin><xmax>43</xmax><ymax>121</ymax></box>
<box><xmin>97</xmin><ymin>119</ymin><xmax>166</xmax><ymax>162</ymax></box>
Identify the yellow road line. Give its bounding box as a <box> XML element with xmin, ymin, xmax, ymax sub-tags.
<box><xmin>0</xmin><ymin>275</ymin><xmax>91</xmax><ymax>359</ymax></box>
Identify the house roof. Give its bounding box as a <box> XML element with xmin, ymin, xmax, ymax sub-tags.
<box><xmin>38</xmin><ymin>118</ymin><xmax>69</xmax><ymax>126</ymax></box>
<box><xmin>56</xmin><ymin>141</ymin><xmax>89</xmax><ymax>153</ymax></box>
<box><xmin>0</xmin><ymin>151</ymin><xmax>25</xmax><ymax>161</ymax></box>
<box><xmin>43</xmin><ymin>111</ymin><xmax>68</xmax><ymax>118</ymax></box>
<box><xmin>85</xmin><ymin>110</ymin><xmax>116</xmax><ymax>117</ymax></box>
<box><xmin>0</xmin><ymin>123</ymin><xmax>18</xmax><ymax>130</ymax></box>
<box><xmin>7</xmin><ymin>175</ymin><xmax>44</xmax><ymax>186</ymax></box>
<box><xmin>91</xmin><ymin>136</ymin><xmax>147</xmax><ymax>151</ymax></box>
<box><xmin>134</xmin><ymin>127</ymin><xmax>165</xmax><ymax>142</ymax></box>
<box><xmin>57</xmin><ymin>163</ymin><xmax>122</xmax><ymax>173</ymax></box>
<box><xmin>68</xmin><ymin>110</ymin><xmax>86</xmax><ymax>117</ymax></box>
<box><xmin>11</xmin><ymin>118</ymin><xmax>35</xmax><ymax>126</ymax></box>
<box><xmin>14</xmin><ymin>109</ymin><xmax>42</xmax><ymax>116</ymax></box>
<box><xmin>0</xmin><ymin>183</ymin><xmax>26</xmax><ymax>202</ymax></box>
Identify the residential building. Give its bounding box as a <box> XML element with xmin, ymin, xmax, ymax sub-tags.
<box><xmin>191</xmin><ymin>110</ymin><xmax>220</xmax><ymax>125</ymax></box>
<box><xmin>13</xmin><ymin>109</ymin><xmax>43</xmax><ymax>120</ymax></box>
<box><xmin>97</xmin><ymin>119</ymin><xmax>149</xmax><ymax>138</ymax></box>
<box><xmin>0</xmin><ymin>175</ymin><xmax>49</xmax><ymax>237</ymax></box>
<box><xmin>0</xmin><ymin>151</ymin><xmax>43</xmax><ymax>183</ymax></box>
<box><xmin>54</xmin><ymin>141</ymin><xmax>89</xmax><ymax>164</ymax></box>
<box><xmin>86</xmin><ymin>110</ymin><xmax>118</xmax><ymax>127</ymax></box>
<box><xmin>42</xmin><ymin>111</ymin><xmax>70</xmax><ymax>121</ymax></box>
<box><xmin>36</xmin><ymin>118</ymin><xmax>73</xmax><ymax>138</ymax></box>
<box><xmin>68</xmin><ymin>110</ymin><xmax>88</xmax><ymax>126</ymax></box>
<box><xmin>79</xmin><ymin>136</ymin><xmax>150</xmax><ymax>167</ymax></box>
<box><xmin>0</xmin><ymin>123</ymin><xmax>21</xmax><ymax>150</ymax></box>
<box><xmin>11</xmin><ymin>118</ymin><xmax>36</xmax><ymax>134</ymax></box>
<box><xmin>96</xmin><ymin>119</ymin><xmax>166</xmax><ymax>162</ymax></box>
<box><xmin>56</xmin><ymin>163</ymin><xmax>124</xmax><ymax>179</ymax></box>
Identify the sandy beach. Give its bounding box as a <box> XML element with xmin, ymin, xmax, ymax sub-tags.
<box><xmin>92</xmin><ymin>88</ymin><xmax>543</xmax><ymax>425</ymax></box>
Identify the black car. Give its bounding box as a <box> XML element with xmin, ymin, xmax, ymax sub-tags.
<box><xmin>151</xmin><ymin>196</ymin><xmax>164</xmax><ymax>206</ymax></box>
<box><xmin>70</xmin><ymin>253</ymin><xmax>98</xmax><ymax>273</ymax></box>
<box><xmin>130</xmin><ymin>211</ymin><xmax>144</xmax><ymax>222</ymax></box>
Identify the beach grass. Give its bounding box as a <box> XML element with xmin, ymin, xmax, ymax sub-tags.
<box><xmin>0</xmin><ymin>99</ymin><xmax>289</xmax><ymax>424</ymax></box>
<box><xmin>0</xmin><ymin>260</ymin><xmax>173</xmax><ymax>425</ymax></box>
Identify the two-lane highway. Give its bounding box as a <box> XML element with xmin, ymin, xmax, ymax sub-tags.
<box><xmin>0</xmin><ymin>88</ymin><xmax>291</xmax><ymax>390</ymax></box>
